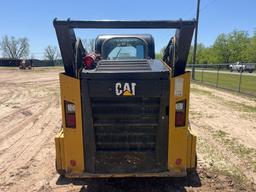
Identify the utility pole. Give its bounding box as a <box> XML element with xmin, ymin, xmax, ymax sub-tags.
<box><xmin>192</xmin><ymin>0</ymin><xmax>201</xmax><ymax>80</ymax></box>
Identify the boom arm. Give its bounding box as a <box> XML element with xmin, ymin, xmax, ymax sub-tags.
<box><xmin>162</xmin><ymin>25</ymin><xmax>195</xmax><ymax>76</ymax></box>
<box><xmin>53</xmin><ymin>19</ymin><xmax>196</xmax><ymax>77</ymax></box>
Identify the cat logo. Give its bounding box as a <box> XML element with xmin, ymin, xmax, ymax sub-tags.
<box><xmin>115</xmin><ymin>82</ymin><xmax>136</xmax><ymax>96</ymax></box>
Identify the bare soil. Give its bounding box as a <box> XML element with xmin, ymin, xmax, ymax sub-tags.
<box><xmin>0</xmin><ymin>68</ymin><xmax>255</xmax><ymax>192</ymax></box>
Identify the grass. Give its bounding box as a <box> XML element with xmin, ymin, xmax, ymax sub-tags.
<box><xmin>190</xmin><ymin>111</ymin><xmax>203</xmax><ymax>119</ymax></box>
<box><xmin>190</xmin><ymin>87</ymin><xmax>212</xmax><ymax>96</ymax></box>
<box><xmin>197</xmin><ymin>128</ymin><xmax>256</xmax><ymax>190</ymax></box>
<box><xmin>213</xmin><ymin>130</ymin><xmax>256</xmax><ymax>160</ymax></box>
<box><xmin>194</xmin><ymin>71</ymin><xmax>256</xmax><ymax>95</ymax></box>
<box><xmin>215</xmin><ymin>168</ymin><xmax>250</xmax><ymax>191</ymax></box>
<box><xmin>197</xmin><ymin>137</ymin><xmax>251</xmax><ymax>190</ymax></box>
<box><xmin>191</xmin><ymin>86</ymin><xmax>256</xmax><ymax>113</ymax></box>
<box><xmin>222</xmin><ymin>100</ymin><xmax>256</xmax><ymax>113</ymax></box>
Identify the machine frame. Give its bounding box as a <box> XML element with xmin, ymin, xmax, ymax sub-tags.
<box><xmin>54</xmin><ymin>19</ymin><xmax>197</xmax><ymax>178</ymax></box>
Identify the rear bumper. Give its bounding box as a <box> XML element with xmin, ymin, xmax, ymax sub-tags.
<box><xmin>64</xmin><ymin>170</ymin><xmax>187</xmax><ymax>179</ymax></box>
<box><xmin>55</xmin><ymin>128</ymin><xmax>196</xmax><ymax>178</ymax></box>
<box><xmin>55</xmin><ymin>130</ymin><xmax>188</xmax><ymax>178</ymax></box>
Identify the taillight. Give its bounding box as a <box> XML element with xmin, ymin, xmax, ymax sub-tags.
<box><xmin>175</xmin><ymin>100</ymin><xmax>186</xmax><ymax>127</ymax></box>
<box><xmin>64</xmin><ymin>101</ymin><xmax>76</xmax><ymax>128</ymax></box>
<box><xmin>83</xmin><ymin>53</ymin><xmax>96</xmax><ymax>69</ymax></box>
<box><xmin>175</xmin><ymin>158</ymin><xmax>182</xmax><ymax>165</ymax></box>
<box><xmin>70</xmin><ymin>160</ymin><xmax>76</xmax><ymax>167</ymax></box>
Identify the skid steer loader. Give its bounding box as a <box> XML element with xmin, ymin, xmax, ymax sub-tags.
<box><xmin>54</xmin><ymin>19</ymin><xmax>197</xmax><ymax>178</ymax></box>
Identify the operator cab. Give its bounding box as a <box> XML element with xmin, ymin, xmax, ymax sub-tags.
<box><xmin>95</xmin><ymin>34</ymin><xmax>155</xmax><ymax>60</ymax></box>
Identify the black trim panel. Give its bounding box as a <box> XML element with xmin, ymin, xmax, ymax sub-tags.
<box><xmin>81</xmin><ymin>77</ymin><xmax>169</xmax><ymax>173</ymax></box>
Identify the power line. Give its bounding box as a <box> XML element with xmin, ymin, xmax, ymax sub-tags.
<box><xmin>182</xmin><ymin>0</ymin><xmax>218</xmax><ymax>18</ymax></box>
<box><xmin>200</xmin><ymin>0</ymin><xmax>218</xmax><ymax>12</ymax></box>
<box><xmin>181</xmin><ymin>6</ymin><xmax>196</xmax><ymax>18</ymax></box>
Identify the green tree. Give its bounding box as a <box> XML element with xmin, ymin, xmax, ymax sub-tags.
<box><xmin>187</xmin><ymin>46</ymin><xmax>194</xmax><ymax>64</ymax></box>
<box><xmin>188</xmin><ymin>44</ymin><xmax>217</xmax><ymax>64</ymax></box>
<box><xmin>205</xmin><ymin>46</ymin><xmax>218</xmax><ymax>64</ymax></box>
<box><xmin>155</xmin><ymin>53</ymin><xmax>162</xmax><ymax>59</ymax></box>
<box><xmin>160</xmin><ymin>29</ymin><xmax>255</xmax><ymax>64</ymax></box>
<box><xmin>247</xmin><ymin>31</ymin><xmax>256</xmax><ymax>62</ymax></box>
<box><xmin>196</xmin><ymin>43</ymin><xmax>211</xmax><ymax>64</ymax></box>
<box><xmin>155</xmin><ymin>46</ymin><xmax>167</xmax><ymax>60</ymax></box>
<box><xmin>228</xmin><ymin>30</ymin><xmax>250</xmax><ymax>62</ymax></box>
<box><xmin>212</xmin><ymin>33</ymin><xmax>231</xmax><ymax>63</ymax></box>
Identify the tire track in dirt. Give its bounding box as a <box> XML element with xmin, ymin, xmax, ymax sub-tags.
<box><xmin>0</xmin><ymin>81</ymin><xmax>58</xmax><ymax>143</ymax></box>
<box><xmin>0</xmin><ymin>68</ymin><xmax>62</xmax><ymax>192</ymax></box>
<box><xmin>0</xmin><ymin>100</ymin><xmax>50</xmax><ymax>170</ymax></box>
<box><xmin>0</xmin><ymin>96</ymin><xmax>61</xmax><ymax>191</ymax></box>
<box><xmin>0</xmin><ymin>85</ymin><xmax>25</xmax><ymax>105</ymax></box>
<box><xmin>0</xmin><ymin>101</ymin><xmax>50</xmax><ymax>144</ymax></box>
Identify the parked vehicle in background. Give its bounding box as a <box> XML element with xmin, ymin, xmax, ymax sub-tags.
<box><xmin>229</xmin><ymin>62</ymin><xmax>255</xmax><ymax>73</ymax></box>
<box><xmin>19</xmin><ymin>59</ymin><xmax>32</xmax><ymax>70</ymax></box>
<box><xmin>245</xmin><ymin>64</ymin><xmax>255</xmax><ymax>73</ymax></box>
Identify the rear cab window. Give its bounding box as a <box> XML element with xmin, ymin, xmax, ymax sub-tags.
<box><xmin>102</xmin><ymin>38</ymin><xmax>147</xmax><ymax>60</ymax></box>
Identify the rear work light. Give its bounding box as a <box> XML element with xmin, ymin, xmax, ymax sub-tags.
<box><xmin>64</xmin><ymin>101</ymin><xmax>76</xmax><ymax>128</ymax></box>
<box><xmin>83</xmin><ymin>53</ymin><xmax>96</xmax><ymax>69</ymax></box>
<box><xmin>175</xmin><ymin>100</ymin><xmax>186</xmax><ymax>127</ymax></box>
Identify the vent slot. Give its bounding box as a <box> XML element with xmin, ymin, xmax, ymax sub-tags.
<box><xmin>91</xmin><ymin>97</ymin><xmax>160</xmax><ymax>151</ymax></box>
<box><xmin>96</xmin><ymin>60</ymin><xmax>151</xmax><ymax>71</ymax></box>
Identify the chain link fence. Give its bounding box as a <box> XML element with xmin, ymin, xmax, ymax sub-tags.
<box><xmin>187</xmin><ymin>63</ymin><xmax>256</xmax><ymax>96</ymax></box>
<box><xmin>0</xmin><ymin>58</ymin><xmax>63</xmax><ymax>67</ymax></box>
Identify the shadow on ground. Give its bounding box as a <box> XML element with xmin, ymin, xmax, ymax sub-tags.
<box><xmin>56</xmin><ymin>172</ymin><xmax>201</xmax><ymax>192</ymax></box>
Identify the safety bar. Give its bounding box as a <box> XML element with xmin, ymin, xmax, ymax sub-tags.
<box><xmin>53</xmin><ymin>19</ymin><xmax>196</xmax><ymax>29</ymax></box>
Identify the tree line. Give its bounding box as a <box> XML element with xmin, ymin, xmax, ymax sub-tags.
<box><xmin>187</xmin><ymin>30</ymin><xmax>256</xmax><ymax>64</ymax></box>
<box><xmin>157</xmin><ymin>30</ymin><xmax>256</xmax><ymax>64</ymax></box>
<box><xmin>0</xmin><ymin>35</ymin><xmax>60</xmax><ymax>65</ymax></box>
<box><xmin>0</xmin><ymin>35</ymin><xmax>97</xmax><ymax>65</ymax></box>
<box><xmin>1</xmin><ymin>30</ymin><xmax>256</xmax><ymax>65</ymax></box>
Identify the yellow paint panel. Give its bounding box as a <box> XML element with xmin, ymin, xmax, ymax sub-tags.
<box><xmin>168</xmin><ymin>72</ymin><xmax>196</xmax><ymax>172</ymax></box>
<box><xmin>59</xmin><ymin>73</ymin><xmax>84</xmax><ymax>174</ymax></box>
<box><xmin>55</xmin><ymin>130</ymin><xmax>65</xmax><ymax>170</ymax></box>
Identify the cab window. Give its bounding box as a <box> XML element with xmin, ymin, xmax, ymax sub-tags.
<box><xmin>102</xmin><ymin>38</ymin><xmax>146</xmax><ymax>60</ymax></box>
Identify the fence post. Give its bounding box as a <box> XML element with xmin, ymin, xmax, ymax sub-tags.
<box><xmin>216</xmin><ymin>64</ymin><xmax>220</xmax><ymax>87</ymax></box>
<box><xmin>201</xmin><ymin>64</ymin><xmax>204</xmax><ymax>83</ymax></box>
<box><xmin>238</xmin><ymin>68</ymin><xmax>242</xmax><ymax>92</ymax></box>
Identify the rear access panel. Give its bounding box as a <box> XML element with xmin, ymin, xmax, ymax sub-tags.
<box><xmin>81</xmin><ymin>60</ymin><xmax>170</xmax><ymax>173</ymax></box>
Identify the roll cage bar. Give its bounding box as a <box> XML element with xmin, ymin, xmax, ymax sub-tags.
<box><xmin>53</xmin><ymin>19</ymin><xmax>196</xmax><ymax>77</ymax></box>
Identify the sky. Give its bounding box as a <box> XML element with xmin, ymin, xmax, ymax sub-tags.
<box><xmin>0</xmin><ymin>0</ymin><xmax>256</xmax><ymax>59</ymax></box>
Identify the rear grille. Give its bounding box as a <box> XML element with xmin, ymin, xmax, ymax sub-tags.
<box><xmin>92</xmin><ymin>97</ymin><xmax>160</xmax><ymax>151</ymax></box>
<box><xmin>96</xmin><ymin>60</ymin><xmax>151</xmax><ymax>71</ymax></box>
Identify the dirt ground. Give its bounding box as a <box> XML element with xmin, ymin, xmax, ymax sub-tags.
<box><xmin>0</xmin><ymin>68</ymin><xmax>256</xmax><ymax>192</ymax></box>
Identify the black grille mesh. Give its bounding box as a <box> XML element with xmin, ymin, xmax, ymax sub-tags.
<box><xmin>92</xmin><ymin>97</ymin><xmax>160</xmax><ymax>151</ymax></box>
<box><xmin>96</xmin><ymin>60</ymin><xmax>151</xmax><ymax>71</ymax></box>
